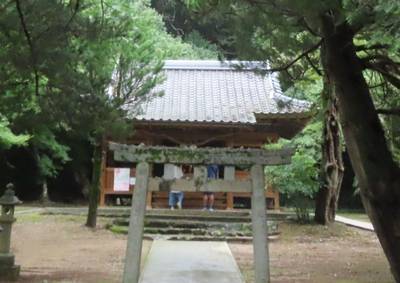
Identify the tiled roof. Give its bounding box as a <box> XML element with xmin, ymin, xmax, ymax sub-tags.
<box><xmin>131</xmin><ymin>60</ymin><xmax>312</xmax><ymax>124</ymax></box>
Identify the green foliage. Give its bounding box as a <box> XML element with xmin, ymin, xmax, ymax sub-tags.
<box><xmin>0</xmin><ymin>0</ymin><xmax>216</xmax><ymax>179</ymax></box>
<box><xmin>186</xmin><ymin>0</ymin><xmax>400</xmax><ymax>217</ymax></box>
<box><xmin>182</xmin><ymin>31</ymin><xmax>219</xmax><ymax>59</ymax></box>
<box><xmin>367</xmin><ymin>0</ymin><xmax>400</xmax><ymax>52</ymax></box>
<box><xmin>266</xmin><ymin>122</ymin><xmax>322</xmax><ymax>196</ymax></box>
<box><xmin>185</xmin><ymin>0</ymin><xmax>400</xmax><ymax>100</ymax></box>
<box><xmin>32</xmin><ymin>127</ymin><xmax>70</xmax><ymax>177</ymax></box>
<box><xmin>266</xmin><ymin>73</ymin><xmax>322</xmax><ymax>221</ymax></box>
<box><xmin>0</xmin><ymin>116</ymin><xmax>30</xmax><ymax>149</ymax></box>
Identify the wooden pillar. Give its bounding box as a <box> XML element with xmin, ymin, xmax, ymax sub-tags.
<box><xmin>99</xmin><ymin>144</ymin><xmax>107</xmax><ymax>206</ymax></box>
<box><xmin>274</xmin><ymin>188</ymin><xmax>280</xmax><ymax>210</ymax></box>
<box><xmin>226</xmin><ymin>193</ymin><xmax>234</xmax><ymax>210</ymax></box>
<box><xmin>99</xmin><ymin>192</ymin><xmax>106</xmax><ymax>206</ymax></box>
<box><xmin>122</xmin><ymin>162</ymin><xmax>150</xmax><ymax>283</ymax></box>
<box><xmin>251</xmin><ymin>164</ymin><xmax>270</xmax><ymax>283</ymax></box>
<box><xmin>224</xmin><ymin>166</ymin><xmax>235</xmax><ymax>210</ymax></box>
<box><xmin>146</xmin><ymin>192</ymin><xmax>153</xmax><ymax>209</ymax></box>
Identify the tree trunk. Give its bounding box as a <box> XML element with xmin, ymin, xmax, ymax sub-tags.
<box><xmin>321</xmin><ymin>16</ymin><xmax>400</xmax><ymax>282</ymax></box>
<box><xmin>85</xmin><ymin>143</ymin><xmax>103</xmax><ymax>228</ymax></box>
<box><xmin>315</xmin><ymin>78</ymin><xmax>344</xmax><ymax>224</ymax></box>
<box><xmin>30</xmin><ymin>143</ymin><xmax>50</xmax><ymax>203</ymax></box>
<box><xmin>338</xmin><ymin>150</ymin><xmax>360</xmax><ymax>209</ymax></box>
<box><xmin>41</xmin><ymin>182</ymin><xmax>49</xmax><ymax>204</ymax></box>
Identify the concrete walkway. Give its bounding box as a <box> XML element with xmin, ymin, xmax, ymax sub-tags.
<box><xmin>335</xmin><ymin>215</ymin><xmax>374</xmax><ymax>231</ymax></box>
<box><xmin>140</xmin><ymin>240</ymin><xmax>244</xmax><ymax>283</ymax></box>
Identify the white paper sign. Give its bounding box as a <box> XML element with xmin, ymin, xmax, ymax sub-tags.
<box><xmin>114</xmin><ymin>168</ymin><xmax>130</xmax><ymax>192</ymax></box>
<box><xmin>129</xmin><ymin>177</ymin><xmax>136</xmax><ymax>185</ymax></box>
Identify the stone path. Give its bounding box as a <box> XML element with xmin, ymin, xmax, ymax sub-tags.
<box><xmin>139</xmin><ymin>240</ymin><xmax>244</xmax><ymax>283</ymax></box>
<box><xmin>15</xmin><ymin>207</ymin><xmax>44</xmax><ymax>215</ymax></box>
<box><xmin>335</xmin><ymin>215</ymin><xmax>374</xmax><ymax>231</ymax></box>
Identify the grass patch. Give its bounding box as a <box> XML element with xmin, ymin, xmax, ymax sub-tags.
<box><xmin>108</xmin><ymin>224</ymin><xmax>128</xmax><ymax>235</ymax></box>
<box><xmin>240</xmin><ymin>269</ymin><xmax>254</xmax><ymax>283</ymax></box>
<box><xmin>17</xmin><ymin>212</ymin><xmax>43</xmax><ymax>223</ymax></box>
<box><xmin>17</xmin><ymin>213</ymin><xmax>87</xmax><ymax>225</ymax></box>
<box><xmin>279</xmin><ymin>221</ymin><xmax>357</xmax><ymax>242</ymax></box>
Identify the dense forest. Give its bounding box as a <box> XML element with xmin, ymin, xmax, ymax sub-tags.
<box><xmin>0</xmin><ymin>0</ymin><xmax>217</xmax><ymax>202</ymax></box>
<box><xmin>1</xmin><ymin>0</ymin><xmax>366</xmax><ymax>212</ymax></box>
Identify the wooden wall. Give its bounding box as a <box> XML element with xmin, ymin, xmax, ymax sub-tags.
<box><xmin>100</xmin><ymin>167</ymin><xmax>279</xmax><ymax>210</ymax></box>
<box><xmin>101</xmin><ymin>122</ymin><xmax>282</xmax><ymax>209</ymax></box>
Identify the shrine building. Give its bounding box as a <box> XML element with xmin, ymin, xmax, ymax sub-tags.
<box><xmin>100</xmin><ymin>60</ymin><xmax>312</xmax><ymax>209</ymax></box>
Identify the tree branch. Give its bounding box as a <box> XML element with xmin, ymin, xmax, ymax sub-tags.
<box><xmin>305</xmin><ymin>54</ymin><xmax>322</xmax><ymax>76</ymax></box>
<box><xmin>65</xmin><ymin>0</ymin><xmax>80</xmax><ymax>30</ymax></box>
<box><xmin>362</xmin><ymin>54</ymin><xmax>400</xmax><ymax>89</ymax></box>
<box><xmin>376</xmin><ymin>109</ymin><xmax>400</xmax><ymax>116</ymax></box>
<box><xmin>366</xmin><ymin>64</ymin><xmax>400</xmax><ymax>89</ymax></box>
<box><xmin>100</xmin><ymin>0</ymin><xmax>105</xmax><ymax>31</ymax></box>
<box><xmin>15</xmin><ymin>0</ymin><xmax>39</xmax><ymax>96</ymax></box>
<box><xmin>355</xmin><ymin>43</ymin><xmax>389</xmax><ymax>52</ymax></box>
<box><xmin>381</xmin><ymin>72</ymin><xmax>400</xmax><ymax>89</ymax></box>
<box><xmin>300</xmin><ymin>17</ymin><xmax>320</xmax><ymax>37</ymax></box>
<box><xmin>362</xmin><ymin>54</ymin><xmax>400</xmax><ymax>67</ymax></box>
<box><xmin>265</xmin><ymin>39</ymin><xmax>323</xmax><ymax>73</ymax></box>
<box><xmin>247</xmin><ymin>0</ymin><xmax>321</xmax><ymax>38</ymax></box>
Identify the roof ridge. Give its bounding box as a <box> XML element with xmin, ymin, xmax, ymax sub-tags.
<box><xmin>130</xmin><ymin>63</ymin><xmax>312</xmax><ymax>124</ymax></box>
<box><xmin>164</xmin><ymin>60</ymin><xmax>269</xmax><ymax>71</ymax></box>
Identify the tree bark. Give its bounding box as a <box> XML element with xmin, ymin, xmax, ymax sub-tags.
<box><xmin>41</xmin><ymin>182</ymin><xmax>49</xmax><ymax>203</ymax></box>
<box><xmin>30</xmin><ymin>144</ymin><xmax>50</xmax><ymax>203</ymax></box>
<box><xmin>85</xmin><ymin>143</ymin><xmax>103</xmax><ymax>228</ymax></box>
<box><xmin>315</xmin><ymin>78</ymin><xmax>344</xmax><ymax>225</ymax></box>
<box><xmin>321</xmin><ymin>15</ymin><xmax>400</xmax><ymax>282</ymax></box>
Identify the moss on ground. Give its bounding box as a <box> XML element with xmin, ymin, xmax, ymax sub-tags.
<box><xmin>17</xmin><ymin>213</ymin><xmax>43</xmax><ymax>223</ymax></box>
<box><xmin>17</xmin><ymin>213</ymin><xmax>111</xmax><ymax>227</ymax></box>
<box><xmin>108</xmin><ymin>225</ymin><xmax>128</xmax><ymax>235</ymax></box>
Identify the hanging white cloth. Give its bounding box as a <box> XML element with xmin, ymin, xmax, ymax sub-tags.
<box><xmin>163</xmin><ymin>164</ymin><xmax>184</xmax><ymax>193</ymax></box>
<box><xmin>163</xmin><ymin>164</ymin><xmax>183</xmax><ymax>180</ymax></box>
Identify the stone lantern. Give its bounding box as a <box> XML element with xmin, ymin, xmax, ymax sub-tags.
<box><xmin>0</xmin><ymin>183</ymin><xmax>21</xmax><ymax>281</ymax></box>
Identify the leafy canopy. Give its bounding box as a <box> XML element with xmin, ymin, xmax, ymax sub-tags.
<box><xmin>0</xmin><ymin>0</ymin><xmax>217</xmax><ymax>178</ymax></box>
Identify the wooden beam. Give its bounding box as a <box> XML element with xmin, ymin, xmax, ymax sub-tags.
<box><xmin>99</xmin><ymin>144</ymin><xmax>107</xmax><ymax>206</ymax></box>
<box><xmin>146</xmin><ymin>192</ymin><xmax>153</xmax><ymax>209</ymax></box>
<box><xmin>130</xmin><ymin>127</ymin><xmax>279</xmax><ymax>148</ymax></box>
<box><xmin>109</xmin><ymin>143</ymin><xmax>293</xmax><ymax>166</ymax></box>
<box><xmin>148</xmin><ymin>178</ymin><xmax>252</xmax><ymax>193</ymax></box>
<box><xmin>225</xmin><ymin>166</ymin><xmax>235</xmax><ymax>209</ymax></box>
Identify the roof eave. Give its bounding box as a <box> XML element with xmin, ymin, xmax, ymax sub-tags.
<box><xmin>131</xmin><ymin>111</ymin><xmax>313</xmax><ymax>127</ymax></box>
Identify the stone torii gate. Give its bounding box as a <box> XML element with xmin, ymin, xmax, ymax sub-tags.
<box><xmin>108</xmin><ymin>143</ymin><xmax>294</xmax><ymax>283</ymax></box>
